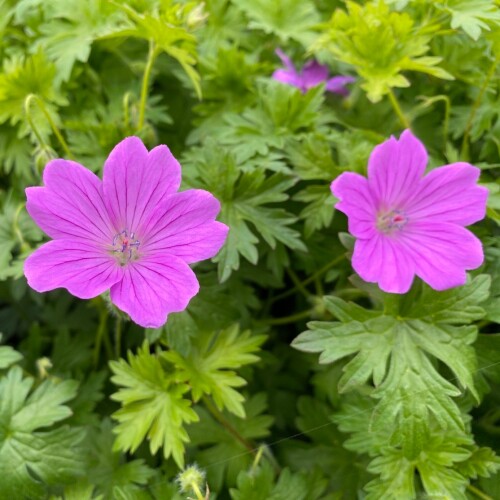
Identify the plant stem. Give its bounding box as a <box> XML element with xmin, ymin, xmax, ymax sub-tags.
<box><xmin>138</xmin><ymin>40</ymin><xmax>157</xmax><ymax>132</ymax></box>
<box><xmin>24</xmin><ymin>95</ymin><xmax>48</xmax><ymax>151</ymax></box>
<box><xmin>122</xmin><ymin>91</ymin><xmax>133</xmax><ymax>135</ymax></box>
<box><xmin>115</xmin><ymin>317</ymin><xmax>122</xmax><ymax>359</ymax></box>
<box><xmin>270</xmin><ymin>254</ymin><xmax>345</xmax><ymax>304</ymax></box>
<box><xmin>202</xmin><ymin>396</ymin><xmax>256</xmax><ymax>455</ymax></box>
<box><xmin>25</xmin><ymin>94</ymin><xmax>73</xmax><ymax>158</ymax></box>
<box><xmin>461</xmin><ymin>59</ymin><xmax>497</xmax><ymax>158</ymax></box>
<box><xmin>12</xmin><ymin>203</ymin><xmax>27</xmax><ymax>251</ymax></box>
<box><xmin>259</xmin><ymin>309</ymin><xmax>312</xmax><ymax>326</ymax></box>
<box><xmin>93</xmin><ymin>307</ymin><xmax>109</xmax><ymax>367</ymax></box>
<box><xmin>190</xmin><ymin>482</ymin><xmax>205</xmax><ymax>500</ymax></box>
<box><xmin>286</xmin><ymin>267</ymin><xmax>311</xmax><ymax>300</ymax></box>
<box><xmin>467</xmin><ymin>484</ymin><xmax>494</xmax><ymax>500</ymax></box>
<box><xmin>388</xmin><ymin>89</ymin><xmax>411</xmax><ymax>129</ymax></box>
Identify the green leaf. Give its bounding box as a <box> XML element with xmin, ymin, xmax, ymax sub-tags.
<box><xmin>437</xmin><ymin>0</ymin><xmax>500</xmax><ymax>40</ymax></box>
<box><xmin>293</xmin><ymin>277</ymin><xmax>488</xmax><ymax>460</ymax></box>
<box><xmin>164</xmin><ymin>325</ymin><xmax>265</xmax><ymax>418</ymax></box>
<box><xmin>87</xmin><ymin>419</ymin><xmax>155</xmax><ymax>499</ymax></box>
<box><xmin>34</xmin><ymin>0</ymin><xmax>125</xmax><ymax>82</ymax></box>
<box><xmin>183</xmin><ymin>142</ymin><xmax>306</xmax><ymax>281</ymax></box>
<box><xmin>219</xmin><ymin>82</ymin><xmax>329</xmax><ymax>162</ymax></box>
<box><xmin>236</xmin><ymin>0</ymin><xmax>320</xmax><ymax>46</ymax></box>
<box><xmin>0</xmin><ymin>51</ymin><xmax>67</xmax><ymax>140</ymax></box>
<box><xmin>366</xmin><ymin>434</ymin><xmax>472</xmax><ymax>500</ymax></box>
<box><xmin>109</xmin><ymin>342</ymin><xmax>199</xmax><ymax>467</ymax></box>
<box><xmin>0</xmin><ymin>336</ymin><xmax>22</xmax><ymax>369</ymax></box>
<box><xmin>0</xmin><ymin>366</ymin><xmax>84</xmax><ymax>498</ymax></box>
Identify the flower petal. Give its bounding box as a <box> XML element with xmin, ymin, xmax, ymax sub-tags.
<box><xmin>352</xmin><ymin>234</ymin><xmax>415</xmax><ymax>293</ymax></box>
<box><xmin>400</xmin><ymin>221</ymin><xmax>483</xmax><ymax>291</ymax></box>
<box><xmin>406</xmin><ymin>163</ymin><xmax>488</xmax><ymax>226</ymax></box>
<box><xmin>301</xmin><ymin>60</ymin><xmax>329</xmax><ymax>89</ymax></box>
<box><xmin>331</xmin><ymin>172</ymin><xmax>377</xmax><ymax>238</ymax></box>
<box><xmin>26</xmin><ymin>159</ymin><xmax>114</xmax><ymax>244</ymax></box>
<box><xmin>102</xmin><ymin>137</ymin><xmax>181</xmax><ymax>232</ymax></box>
<box><xmin>141</xmin><ymin>189</ymin><xmax>228</xmax><ymax>262</ymax></box>
<box><xmin>275</xmin><ymin>48</ymin><xmax>296</xmax><ymax>73</ymax></box>
<box><xmin>272</xmin><ymin>69</ymin><xmax>303</xmax><ymax>89</ymax></box>
<box><xmin>367</xmin><ymin>129</ymin><xmax>428</xmax><ymax>209</ymax></box>
<box><xmin>24</xmin><ymin>240</ymin><xmax>122</xmax><ymax>299</ymax></box>
<box><xmin>325</xmin><ymin>76</ymin><xmax>355</xmax><ymax>96</ymax></box>
<box><xmin>110</xmin><ymin>253</ymin><xmax>199</xmax><ymax>328</ymax></box>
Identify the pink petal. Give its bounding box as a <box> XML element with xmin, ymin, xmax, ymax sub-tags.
<box><xmin>352</xmin><ymin>234</ymin><xmax>415</xmax><ymax>293</ymax></box>
<box><xmin>301</xmin><ymin>60</ymin><xmax>329</xmax><ymax>89</ymax></box>
<box><xmin>325</xmin><ymin>76</ymin><xmax>355</xmax><ymax>96</ymax></box>
<box><xmin>331</xmin><ymin>172</ymin><xmax>377</xmax><ymax>238</ymax></box>
<box><xmin>24</xmin><ymin>240</ymin><xmax>123</xmax><ymax>299</ymax></box>
<box><xmin>275</xmin><ymin>48</ymin><xmax>296</xmax><ymax>73</ymax></box>
<box><xmin>272</xmin><ymin>69</ymin><xmax>303</xmax><ymax>89</ymax></box>
<box><xmin>110</xmin><ymin>253</ymin><xmax>199</xmax><ymax>328</ymax></box>
<box><xmin>400</xmin><ymin>221</ymin><xmax>483</xmax><ymax>291</ymax></box>
<box><xmin>26</xmin><ymin>160</ymin><xmax>114</xmax><ymax>244</ymax></box>
<box><xmin>368</xmin><ymin>130</ymin><xmax>428</xmax><ymax>209</ymax></box>
<box><xmin>102</xmin><ymin>137</ymin><xmax>181</xmax><ymax>233</ymax></box>
<box><xmin>406</xmin><ymin>163</ymin><xmax>488</xmax><ymax>226</ymax></box>
<box><xmin>141</xmin><ymin>190</ymin><xmax>228</xmax><ymax>263</ymax></box>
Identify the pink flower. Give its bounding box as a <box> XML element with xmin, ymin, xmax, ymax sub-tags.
<box><xmin>331</xmin><ymin>130</ymin><xmax>488</xmax><ymax>294</ymax></box>
<box><xmin>24</xmin><ymin>137</ymin><xmax>229</xmax><ymax>328</ymax></box>
<box><xmin>272</xmin><ymin>49</ymin><xmax>355</xmax><ymax>96</ymax></box>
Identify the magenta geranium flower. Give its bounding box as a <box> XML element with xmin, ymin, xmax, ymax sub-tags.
<box><xmin>272</xmin><ymin>48</ymin><xmax>355</xmax><ymax>96</ymax></box>
<box><xmin>24</xmin><ymin>137</ymin><xmax>229</xmax><ymax>328</ymax></box>
<box><xmin>331</xmin><ymin>130</ymin><xmax>488</xmax><ymax>293</ymax></box>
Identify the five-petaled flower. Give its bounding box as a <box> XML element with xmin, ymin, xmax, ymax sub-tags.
<box><xmin>331</xmin><ymin>130</ymin><xmax>488</xmax><ymax>294</ymax></box>
<box><xmin>272</xmin><ymin>48</ymin><xmax>355</xmax><ymax>96</ymax></box>
<box><xmin>24</xmin><ymin>137</ymin><xmax>229</xmax><ymax>328</ymax></box>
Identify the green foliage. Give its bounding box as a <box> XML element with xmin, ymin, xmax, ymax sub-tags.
<box><xmin>184</xmin><ymin>142</ymin><xmax>306</xmax><ymax>281</ymax></box>
<box><xmin>315</xmin><ymin>1</ymin><xmax>453</xmax><ymax>102</ymax></box>
<box><xmin>109</xmin><ymin>342</ymin><xmax>199</xmax><ymax>467</ymax></box>
<box><xmin>188</xmin><ymin>394</ymin><xmax>274</xmax><ymax>489</ymax></box>
<box><xmin>236</xmin><ymin>0</ymin><xmax>320</xmax><ymax>46</ymax></box>
<box><xmin>101</xmin><ymin>1</ymin><xmax>202</xmax><ymax>97</ymax></box>
<box><xmin>164</xmin><ymin>325</ymin><xmax>266</xmax><ymax>417</ymax></box>
<box><xmin>0</xmin><ymin>365</ymin><xmax>85</xmax><ymax>498</ymax></box>
<box><xmin>293</xmin><ymin>277</ymin><xmax>493</xmax><ymax>495</ymax></box>
<box><xmin>1</xmin><ymin>0</ymin><xmax>500</xmax><ymax>498</ymax></box>
<box><xmin>436</xmin><ymin>0</ymin><xmax>500</xmax><ymax>40</ymax></box>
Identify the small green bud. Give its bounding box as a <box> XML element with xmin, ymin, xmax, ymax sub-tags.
<box><xmin>176</xmin><ymin>464</ymin><xmax>208</xmax><ymax>499</ymax></box>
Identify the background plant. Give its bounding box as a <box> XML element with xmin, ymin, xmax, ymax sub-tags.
<box><xmin>0</xmin><ymin>0</ymin><xmax>500</xmax><ymax>498</ymax></box>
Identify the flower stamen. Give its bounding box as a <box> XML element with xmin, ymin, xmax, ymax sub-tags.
<box><xmin>376</xmin><ymin>209</ymin><xmax>408</xmax><ymax>234</ymax></box>
<box><xmin>112</xmin><ymin>230</ymin><xmax>140</xmax><ymax>264</ymax></box>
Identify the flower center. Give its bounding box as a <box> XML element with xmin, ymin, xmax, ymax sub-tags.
<box><xmin>376</xmin><ymin>209</ymin><xmax>408</xmax><ymax>234</ymax></box>
<box><xmin>112</xmin><ymin>230</ymin><xmax>140</xmax><ymax>265</ymax></box>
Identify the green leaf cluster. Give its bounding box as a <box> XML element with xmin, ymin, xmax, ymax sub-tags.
<box><xmin>293</xmin><ymin>276</ymin><xmax>500</xmax><ymax>497</ymax></box>
<box><xmin>315</xmin><ymin>1</ymin><xmax>453</xmax><ymax>102</ymax></box>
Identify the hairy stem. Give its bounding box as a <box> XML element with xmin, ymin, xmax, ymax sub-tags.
<box><xmin>202</xmin><ymin>396</ymin><xmax>255</xmax><ymax>455</ymax></box>
<box><xmin>388</xmin><ymin>89</ymin><xmax>411</xmax><ymax>129</ymax></box>
<box><xmin>461</xmin><ymin>59</ymin><xmax>497</xmax><ymax>158</ymax></box>
<box><xmin>25</xmin><ymin>94</ymin><xmax>73</xmax><ymax>158</ymax></box>
<box><xmin>138</xmin><ymin>40</ymin><xmax>158</xmax><ymax>132</ymax></box>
